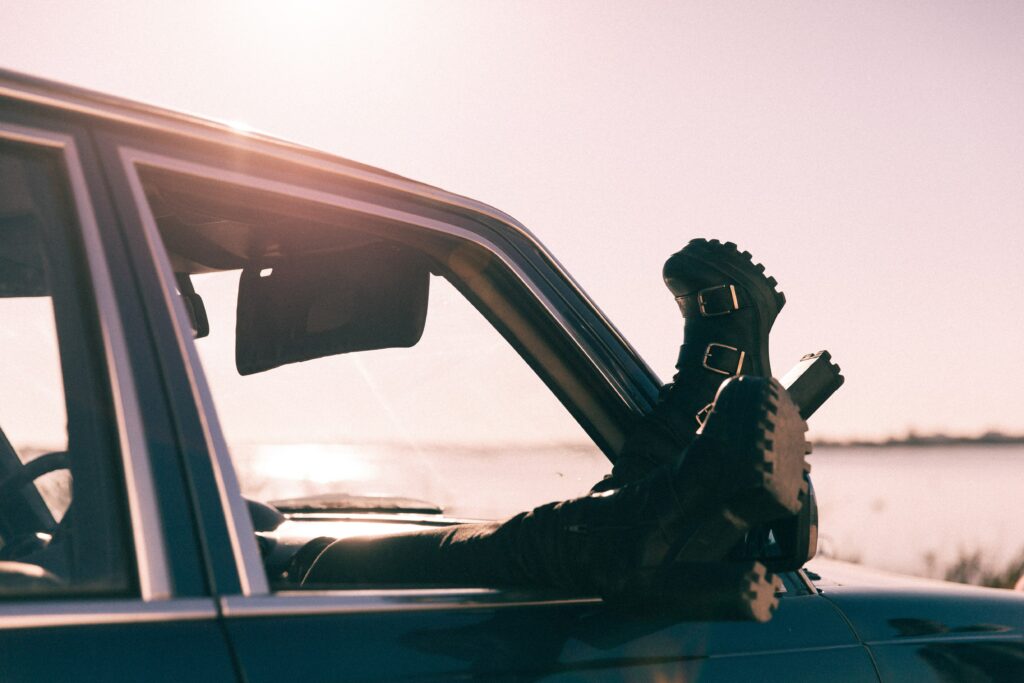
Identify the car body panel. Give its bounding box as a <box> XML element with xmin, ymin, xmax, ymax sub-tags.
<box><xmin>822</xmin><ymin>585</ymin><xmax>1024</xmax><ymax>682</ymax></box>
<box><xmin>223</xmin><ymin>591</ymin><xmax>874</xmax><ymax>682</ymax></box>
<box><xmin>825</xmin><ymin>586</ymin><xmax>1024</xmax><ymax>643</ymax></box>
<box><xmin>808</xmin><ymin>559</ymin><xmax>1024</xmax><ymax>641</ymax></box>
<box><xmin>806</xmin><ymin>559</ymin><xmax>1024</xmax><ymax>681</ymax></box>
<box><xmin>0</xmin><ymin>613</ymin><xmax>236</xmax><ymax>682</ymax></box>
<box><xmin>236</xmin><ymin>515</ymin><xmax>875</xmax><ymax>680</ymax></box>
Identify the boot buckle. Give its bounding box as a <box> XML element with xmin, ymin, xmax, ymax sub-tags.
<box><xmin>697</xmin><ymin>285</ymin><xmax>740</xmax><ymax>317</ymax></box>
<box><xmin>703</xmin><ymin>343</ymin><xmax>746</xmax><ymax>376</ymax></box>
<box><xmin>695</xmin><ymin>402</ymin><xmax>714</xmax><ymax>428</ymax></box>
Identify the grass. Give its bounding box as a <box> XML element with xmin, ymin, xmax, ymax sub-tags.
<box><xmin>818</xmin><ymin>539</ymin><xmax>1024</xmax><ymax>590</ymax></box>
<box><xmin>932</xmin><ymin>547</ymin><xmax>1024</xmax><ymax>589</ymax></box>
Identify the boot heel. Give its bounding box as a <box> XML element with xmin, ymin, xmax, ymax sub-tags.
<box><xmin>614</xmin><ymin>561</ymin><xmax>782</xmax><ymax>623</ymax></box>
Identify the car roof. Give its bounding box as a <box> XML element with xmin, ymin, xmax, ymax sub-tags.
<box><xmin>0</xmin><ymin>68</ymin><xmax>415</xmax><ymax>181</ymax></box>
<box><xmin>0</xmin><ymin>67</ymin><xmax>532</xmax><ymax>235</ymax></box>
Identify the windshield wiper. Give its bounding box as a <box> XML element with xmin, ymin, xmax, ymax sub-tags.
<box><xmin>269</xmin><ymin>493</ymin><xmax>443</xmax><ymax>515</ymax></box>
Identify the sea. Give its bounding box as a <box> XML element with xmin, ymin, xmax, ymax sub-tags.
<box><xmin>808</xmin><ymin>445</ymin><xmax>1024</xmax><ymax>578</ymax></box>
<box><xmin>234</xmin><ymin>442</ymin><xmax>1024</xmax><ymax>581</ymax></box>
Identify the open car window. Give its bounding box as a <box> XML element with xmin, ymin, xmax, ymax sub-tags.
<box><xmin>136</xmin><ymin>166</ymin><xmax>611</xmax><ymax>548</ymax></box>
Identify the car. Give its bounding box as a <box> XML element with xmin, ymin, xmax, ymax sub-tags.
<box><xmin>0</xmin><ymin>68</ymin><xmax>1022</xmax><ymax>682</ymax></box>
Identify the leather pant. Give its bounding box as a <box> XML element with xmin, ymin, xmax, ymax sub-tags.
<box><xmin>300</xmin><ymin>415</ymin><xmax>688</xmax><ymax>593</ymax></box>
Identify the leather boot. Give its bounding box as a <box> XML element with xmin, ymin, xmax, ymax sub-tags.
<box><xmin>301</xmin><ymin>376</ymin><xmax>808</xmax><ymax>604</ymax></box>
<box><xmin>605</xmin><ymin>239</ymin><xmax>786</xmax><ymax>487</ymax></box>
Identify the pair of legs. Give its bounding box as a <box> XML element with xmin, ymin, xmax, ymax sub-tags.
<box><xmin>295</xmin><ymin>240</ymin><xmax>807</xmax><ymax>604</ymax></box>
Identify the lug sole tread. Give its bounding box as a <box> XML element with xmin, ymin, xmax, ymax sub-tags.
<box><xmin>672</xmin><ymin>377</ymin><xmax>808</xmax><ymax>562</ymax></box>
<box><xmin>664</xmin><ymin>238</ymin><xmax>786</xmax><ymax>377</ymax></box>
<box><xmin>680</xmin><ymin>238</ymin><xmax>787</xmax><ymax>313</ymax></box>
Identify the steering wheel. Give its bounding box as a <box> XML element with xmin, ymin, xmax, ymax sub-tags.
<box><xmin>0</xmin><ymin>452</ymin><xmax>69</xmax><ymax>561</ymax></box>
<box><xmin>0</xmin><ymin>452</ymin><xmax>69</xmax><ymax>501</ymax></box>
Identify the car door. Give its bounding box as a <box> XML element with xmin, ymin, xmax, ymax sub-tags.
<box><xmin>94</xmin><ymin>118</ymin><xmax>879</xmax><ymax>682</ymax></box>
<box><xmin>0</xmin><ymin>103</ymin><xmax>238</xmax><ymax>681</ymax></box>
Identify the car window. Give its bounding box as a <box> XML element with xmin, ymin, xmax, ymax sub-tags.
<box><xmin>0</xmin><ymin>139</ymin><xmax>133</xmax><ymax>597</ymax></box>
<box><xmin>136</xmin><ymin>166</ymin><xmax>611</xmax><ymax>525</ymax></box>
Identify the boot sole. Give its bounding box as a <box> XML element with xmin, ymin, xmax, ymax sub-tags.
<box><xmin>617</xmin><ymin>560</ymin><xmax>782</xmax><ymax>622</ymax></box>
<box><xmin>672</xmin><ymin>377</ymin><xmax>809</xmax><ymax>561</ymax></box>
<box><xmin>664</xmin><ymin>238</ymin><xmax>786</xmax><ymax>376</ymax></box>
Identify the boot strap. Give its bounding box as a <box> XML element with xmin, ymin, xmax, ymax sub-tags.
<box><xmin>676</xmin><ymin>284</ymin><xmax>742</xmax><ymax>318</ymax></box>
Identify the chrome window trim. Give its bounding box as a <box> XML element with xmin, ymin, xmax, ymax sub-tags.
<box><xmin>221</xmin><ymin>592</ymin><xmax>601</xmax><ymax>618</ymax></box>
<box><xmin>0</xmin><ymin>598</ymin><xmax>216</xmax><ymax>630</ymax></box>
<box><xmin>118</xmin><ymin>148</ymin><xmax>270</xmax><ymax>597</ymax></box>
<box><xmin>796</xmin><ymin>569</ymin><xmax>818</xmax><ymax>594</ymax></box>
<box><xmin>0</xmin><ymin>123</ymin><xmax>171</xmax><ymax>601</ymax></box>
<box><xmin>117</xmin><ymin>147</ymin><xmax>635</xmax><ymax>597</ymax></box>
<box><xmin>0</xmin><ymin>72</ymin><xmax>660</xmax><ymax>395</ymax></box>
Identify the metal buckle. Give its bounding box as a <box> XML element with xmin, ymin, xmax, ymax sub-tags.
<box><xmin>702</xmin><ymin>343</ymin><xmax>745</xmax><ymax>376</ymax></box>
<box><xmin>694</xmin><ymin>402</ymin><xmax>714</xmax><ymax>429</ymax></box>
<box><xmin>697</xmin><ymin>284</ymin><xmax>739</xmax><ymax>317</ymax></box>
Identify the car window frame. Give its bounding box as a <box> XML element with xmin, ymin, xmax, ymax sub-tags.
<box><xmin>90</xmin><ymin>119</ymin><xmax>817</xmax><ymax>617</ymax></box>
<box><xmin>0</xmin><ymin>118</ymin><xmax>217</xmax><ymax>628</ymax></box>
<box><xmin>96</xmin><ymin>130</ymin><xmax>662</xmax><ymax>608</ymax></box>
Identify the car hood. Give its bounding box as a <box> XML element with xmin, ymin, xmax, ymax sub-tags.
<box><xmin>805</xmin><ymin>558</ymin><xmax>1024</xmax><ymax>643</ymax></box>
<box><xmin>805</xmin><ymin>557</ymin><xmax>961</xmax><ymax>590</ymax></box>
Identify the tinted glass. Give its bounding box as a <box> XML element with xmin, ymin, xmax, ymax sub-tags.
<box><xmin>0</xmin><ymin>140</ymin><xmax>132</xmax><ymax>596</ymax></box>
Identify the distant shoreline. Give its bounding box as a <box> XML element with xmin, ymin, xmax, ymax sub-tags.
<box><xmin>813</xmin><ymin>433</ymin><xmax>1024</xmax><ymax>448</ymax></box>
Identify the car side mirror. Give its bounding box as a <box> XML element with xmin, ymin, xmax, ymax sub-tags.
<box><xmin>765</xmin><ymin>474</ymin><xmax>818</xmax><ymax>572</ymax></box>
<box><xmin>235</xmin><ymin>242</ymin><xmax>430</xmax><ymax>375</ymax></box>
<box><xmin>175</xmin><ymin>273</ymin><xmax>209</xmax><ymax>339</ymax></box>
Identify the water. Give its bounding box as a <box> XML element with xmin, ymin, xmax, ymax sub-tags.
<box><xmin>809</xmin><ymin>445</ymin><xmax>1024</xmax><ymax>577</ymax></box>
<box><xmin>234</xmin><ymin>442</ymin><xmax>614</xmax><ymax>521</ymax></box>
<box><xmin>234</xmin><ymin>443</ymin><xmax>1024</xmax><ymax>580</ymax></box>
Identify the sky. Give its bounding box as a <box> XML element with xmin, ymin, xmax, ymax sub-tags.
<box><xmin>2</xmin><ymin>1</ymin><xmax>1023</xmax><ymax>441</ymax></box>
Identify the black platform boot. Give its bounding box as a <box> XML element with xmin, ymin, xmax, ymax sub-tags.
<box><xmin>301</xmin><ymin>377</ymin><xmax>808</xmax><ymax>616</ymax></box>
<box><xmin>604</xmin><ymin>239</ymin><xmax>786</xmax><ymax>488</ymax></box>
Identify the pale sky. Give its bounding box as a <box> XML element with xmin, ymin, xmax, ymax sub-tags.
<box><xmin>2</xmin><ymin>1</ymin><xmax>1023</xmax><ymax>440</ymax></box>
